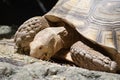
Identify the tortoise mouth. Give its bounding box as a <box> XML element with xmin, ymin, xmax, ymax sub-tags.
<box><xmin>38</xmin><ymin>54</ymin><xmax>48</xmax><ymax>60</ymax></box>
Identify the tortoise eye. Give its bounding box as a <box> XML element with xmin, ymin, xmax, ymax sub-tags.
<box><xmin>39</xmin><ymin>46</ymin><xmax>43</xmax><ymax>49</ymax></box>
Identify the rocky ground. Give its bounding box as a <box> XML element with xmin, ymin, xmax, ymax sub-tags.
<box><xmin>0</xmin><ymin>25</ymin><xmax>120</xmax><ymax>80</ymax></box>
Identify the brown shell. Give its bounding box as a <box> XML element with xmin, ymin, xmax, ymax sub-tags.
<box><xmin>14</xmin><ymin>16</ymin><xmax>49</xmax><ymax>54</ymax></box>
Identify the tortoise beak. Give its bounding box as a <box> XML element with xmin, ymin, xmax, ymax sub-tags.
<box><xmin>30</xmin><ymin>51</ymin><xmax>48</xmax><ymax>60</ymax></box>
<box><xmin>30</xmin><ymin>51</ymin><xmax>37</xmax><ymax>58</ymax></box>
<box><xmin>30</xmin><ymin>50</ymin><xmax>40</xmax><ymax>58</ymax></box>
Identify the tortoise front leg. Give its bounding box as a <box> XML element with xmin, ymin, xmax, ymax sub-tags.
<box><xmin>70</xmin><ymin>41</ymin><xmax>118</xmax><ymax>73</ymax></box>
<box><xmin>54</xmin><ymin>41</ymin><xmax>118</xmax><ymax>73</ymax></box>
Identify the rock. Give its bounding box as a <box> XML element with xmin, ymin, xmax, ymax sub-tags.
<box><xmin>0</xmin><ymin>25</ymin><xmax>16</xmax><ymax>39</ymax></box>
<box><xmin>0</xmin><ymin>62</ymin><xmax>20</xmax><ymax>80</ymax></box>
<box><xmin>0</xmin><ymin>25</ymin><xmax>11</xmax><ymax>34</ymax></box>
<box><xmin>0</xmin><ymin>62</ymin><xmax>120</xmax><ymax>80</ymax></box>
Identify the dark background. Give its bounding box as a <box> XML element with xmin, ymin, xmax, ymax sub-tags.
<box><xmin>0</xmin><ymin>0</ymin><xmax>58</xmax><ymax>26</ymax></box>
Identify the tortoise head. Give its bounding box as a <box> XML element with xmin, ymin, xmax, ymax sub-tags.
<box><xmin>29</xmin><ymin>27</ymin><xmax>64</xmax><ymax>60</ymax></box>
<box><xmin>30</xmin><ymin>41</ymin><xmax>52</xmax><ymax>60</ymax></box>
<box><xmin>29</xmin><ymin>29</ymin><xmax>55</xmax><ymax>60</ymax></box>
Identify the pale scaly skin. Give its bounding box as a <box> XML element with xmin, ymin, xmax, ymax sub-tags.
<box><xmin>70</xmin><ymin>41</ymin><xmax>118</xmax><ymax>73</ymax></box>
<box><xmin>30</xmin><ymin>27</ymin><xmax>66</xmax><ymax>60</ymax></box>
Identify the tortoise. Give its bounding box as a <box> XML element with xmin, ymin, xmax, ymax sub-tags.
<box><xmin>14</xmin><ymin>0</ymin><xmax>120</xmax><ymax>73</ymax></box>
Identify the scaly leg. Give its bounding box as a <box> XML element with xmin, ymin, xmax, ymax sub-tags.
<box><xmin>70</xmin><ymin>41</ymin><xmax>118</xmax><ymax>73</ymax></box>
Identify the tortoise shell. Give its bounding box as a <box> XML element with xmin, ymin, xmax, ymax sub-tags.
<box><xmin>45</xmin><ymin>0</ymin><xmax>120</xmax><ymax>54</ymax></box>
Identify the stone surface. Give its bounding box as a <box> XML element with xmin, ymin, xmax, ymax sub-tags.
<box><xmin>0</xmin><ymin>39</ymin><xmax>120</xmax><ymax>80</ymax></box>
<box><xmin>0</xmin><ymin>25</ymin><xmax>15</xmax><ymax>39</ymax></box>
<box><xmin>0</xmin><ymin>62</ymin><xmax>120</xmax><ymax>80</ymax></box>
